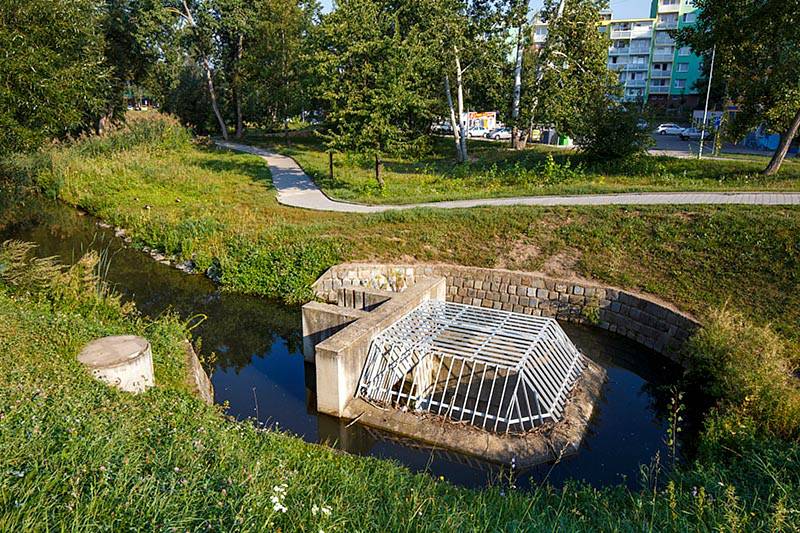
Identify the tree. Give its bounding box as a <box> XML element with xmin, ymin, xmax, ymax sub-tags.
<box><xmin>434</xmin><ymin>0</ymin><xmax>510</xmax><ymax>163</ymax></box>
<box><xmin>521</xmin><ymin>0</ymin><xmax>615</xmax><ymax>140</ymax></box>
<box><xmin>244</xmin><ymin>0</ymin><xmax>320</xmax><ymax>136</ymax></box>
<box><xmin>508</xmin><ymin>0</ymin><xmax>528</xmax><ymax>149</ymax></box>
<box><xmin>0</xmin><ymin>0</ymin><xmax>111</xmax><ymax>155</ymax></box>
<box><xmin>680</xmin><ymin>1</ymin><xmax>800</xmax><ymax>175</ymax></box>
<box><xmin>313</xmin><ymin>0</ymin><xmax>434</xmax><ymax>187</ymax></box>
<box><xmin>175</xmin><ymin>0</ymin><xmax>230</xmax><ymax>140</ymax></box>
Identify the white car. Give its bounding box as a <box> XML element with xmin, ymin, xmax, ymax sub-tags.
<box><xmin>656</xmin><ymin>123</ymin><xmax>684</xmax><ymax>135</ymax></box>
<box><xmin>467</xmin><ymin>126</ymin><xmax>488</xmax><ymax>138</ymax></box>
<box><xmin>486</xmin><ymin>127</ymin><xmax>512</xmax><ymax>140</ymax></box>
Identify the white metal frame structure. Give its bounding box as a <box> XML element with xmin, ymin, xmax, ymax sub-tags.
<box><xmin>357</xmin><ymin>301</ymin><xmax>585</xmax><ymax>434</ymax></box>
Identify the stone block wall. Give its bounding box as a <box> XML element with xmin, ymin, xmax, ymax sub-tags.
<box><xmin>313</xmin><ymin>263</ymin><xmax>700</xmax><ymax>362</ymax></box>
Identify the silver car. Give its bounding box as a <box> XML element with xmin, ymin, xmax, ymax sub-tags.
<box><xmin>679</xmin><ymin>127</ymin><xmax>711</xmax><ymax>141</ymax></box>
<box><xmin>656</xmin><ymin>123</ymin><xmax>684</xmax><ymax>135</ymax></box>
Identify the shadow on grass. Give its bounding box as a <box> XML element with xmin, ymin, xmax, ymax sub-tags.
<box><xmin>189</xmin><ymin>146</ymin><xmax>274</xmax><ymax>186</ymax></box>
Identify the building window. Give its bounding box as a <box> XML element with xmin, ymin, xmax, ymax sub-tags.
<box><xmin>674</xmin><ymin>80</ymin><xmax>686</xmax><ymax>89</ymax></box>
<box><xmin>678</xmin><ymin>46</ymin><xmax>691</xmax><ymax>56</ymax></box>
<box><xmin>677</xmin><ymin>63</ymin><xmax>689</xmax><ymax>73</ymax></box>
<box><xmin>683</xmin><ymin>13</ymin><xmax>697</xmax><ymax>23</ymax></box>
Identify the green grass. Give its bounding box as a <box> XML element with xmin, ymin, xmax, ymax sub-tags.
<box><xmin>243</xmin><ymin>131</ymin><xmax>800</xmax><ymax>204</ymax></box>
<box><xmin>1</xmin><ymin>242</ymin><xmax>799</xmax><ymax>531</ymax></box>
<box><xmin>8</xmin><ymin>116</ymin><xmax>800</xmax><ymax>342</ymax></box>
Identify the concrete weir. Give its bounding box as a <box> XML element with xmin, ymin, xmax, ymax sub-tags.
<box><xmin>302</xmin><ymin>273</ymin><xmax>608</xmax><ymax>468</ymax></box>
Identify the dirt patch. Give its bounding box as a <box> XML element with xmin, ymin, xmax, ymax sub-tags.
<box><xmin>541</xmin><ymin>249</ymin><xmax>581</xmax><ymax>278</ymax></box>
<box><xmin>494</xmin><ymin>239</ymin><xmax>541</xmax><ymax>270</ymax></box>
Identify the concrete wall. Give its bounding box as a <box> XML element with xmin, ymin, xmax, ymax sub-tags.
<box><xmin>184</xmin><ymin>340</ymin><xmax>214</xmax><ymax>405</ymax></box>
<box><xmin>302</xmin><ymin>303</ymin><xmax>369</xmax><ymax>363</ymax></box>
<box><xmin>312</xmin><ymin>263</ymin><xmax>700</xmax><ymax>362</ymax></box>
<box><xmin>310</xmin><ymin>277</ymin><xmax>447</xmax><ymax>417</ymax></box>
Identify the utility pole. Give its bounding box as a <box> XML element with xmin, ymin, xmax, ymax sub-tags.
<box><xmin>698</xmin><ymin>45</ymin><xmax>716</xmax><ymax>160</ymax></box>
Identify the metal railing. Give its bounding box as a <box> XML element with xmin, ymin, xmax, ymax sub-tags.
<box><xmin>357</xmin><ymin>301</ymin><xmax>585</xmax><ymax>434</ymax></box>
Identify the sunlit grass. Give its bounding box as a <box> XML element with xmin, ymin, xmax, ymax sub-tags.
<box><xmin>246</xmin><ymin>132</ymin><xmax>800</xmax><ymax>205</ymax></box>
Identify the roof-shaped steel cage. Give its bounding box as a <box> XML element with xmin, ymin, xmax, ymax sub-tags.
<box><xmin>357</xmin><ymin>301</ymin><xmax>586</xmax><ymax>434</ymax></box>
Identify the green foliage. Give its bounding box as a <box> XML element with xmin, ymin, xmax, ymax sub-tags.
<box><xmin>220</xmin><ymin>234</ymin><xmax>342</xmax><ymax>304</ymax></box>
<box><xmin>7</xmin><ymin>113</ymin><xmax>191</xmax><ymax>199</ymax></box>
<box><xmin>687</xmin><ymin>307</ymin><xmax>800</xmax><ymax>439</ymax></box>
<box><xmin>578</xmin><ymin>105</ymin><xmax>654</xmax><ymax>160</ymax></box>
<box><xmin>680</xmin><ymin>0</ymin><xmax>800</xmax><ymax>172</ymax></box>
<box><xmin>312</xmin><ymin>0</ymin><xmax>437</xmax><ymax>162</ymax></box>
<box><xmin>0</xmin><ymin>0</ymin><xmax>111</xmax><ymax>155</ymax></box>
<box><xmin>524</xmin><ymin>0</ymin><xmax>617</xmax><ymax>137</ymax></box>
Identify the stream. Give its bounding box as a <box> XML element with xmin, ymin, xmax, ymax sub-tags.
<box><xmin>0</xmin><ymin>194</ymin><xmax>689</xmax><ymax>490</ymax></box>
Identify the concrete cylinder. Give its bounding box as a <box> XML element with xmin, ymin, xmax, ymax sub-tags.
<box><xmin>78</xmin><ymin>335</ymin><xmax>155</xmax><ymax>393</ymax></box>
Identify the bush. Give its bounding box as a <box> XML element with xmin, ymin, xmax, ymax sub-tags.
<box><xmin>687</xmin><ymin>307</ymin><xmax>800</xmax><ymax>438</ymax></box>
<box><xmin>578</xmin><ymin>105</ymin><xmax>653</xmax><ymax>160</ymax></box>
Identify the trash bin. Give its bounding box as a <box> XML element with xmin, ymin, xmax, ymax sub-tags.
<box><xmin>557</xmin><ymin>135</ymin><xmax>571</xmax><ymax>146</ymax></box>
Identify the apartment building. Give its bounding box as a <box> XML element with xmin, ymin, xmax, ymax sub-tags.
<box><xmin>535</xmin><ymin>1</ymin><xmax>703</xmax><ymax>106</ymax></box>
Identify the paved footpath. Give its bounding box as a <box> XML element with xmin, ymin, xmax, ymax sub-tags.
<box><xmin>216</xmin><ymin>141</ymin><xmax>800</xmax><ymax>213</ymax></box>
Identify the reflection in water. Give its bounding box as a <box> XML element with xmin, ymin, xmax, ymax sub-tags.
<box><xmin>0</xmin><ymin>195</ymin><xmax>688</xmax><ymax>490</ymax></box>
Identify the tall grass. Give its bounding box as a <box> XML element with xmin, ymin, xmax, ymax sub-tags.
<box><xmin>3</xmin><ymin>113</ymin><xmax>191</xmax><ymax>198</ymax></box>
<box><xmin>688</xmin><ymin>307</ymin><xmax>800</xmax><ymax>439</ymax></box>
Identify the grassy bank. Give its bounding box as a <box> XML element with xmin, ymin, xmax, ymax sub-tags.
<box><xmin>243</xmin><ymin>132</ymin><xmax>800</xmax><ymax>205</ymax></box>
<box><xmin>1</xmin><ymin>242</ymin><xmax>799</xmax><ymax>531</ymax></box>
<box><xmin>8</xmin><ymin>116</ymin><xmax>800</xmax><ymax>341</ymax></box>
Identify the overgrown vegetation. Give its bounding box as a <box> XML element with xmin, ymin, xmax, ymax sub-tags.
<box><xmin>1</xmin><ymin>240</ymin><xmax>799</xmax><ymax>530</ymax></box>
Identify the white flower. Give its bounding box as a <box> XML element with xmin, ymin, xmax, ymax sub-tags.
<box><xmin>312</xmin><ymin>504</ymin><xmax>319</xmax><ymax>516</ymax></box>
<box><xmin>273</xmin><ymin>502</ymin><xmax>287</xmax><ymax>513</ymax></box>
<box><xmin>321</xmin><ymin>506</ymin><xmax>332</xmax><ymax>517</ymax></box>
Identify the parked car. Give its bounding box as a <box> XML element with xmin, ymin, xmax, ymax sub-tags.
<box><xmin>468</xmin><ymin>126</ymin><xmax>488</xmax><ymax>138</ymax></box>
<box><xmin>656</xmin><ymin>123</ymin><xmax>684</xmax><ymax>135</ymax></box>
<box><xmin>486</xmin><ymin>127</ymin><xmax>512</xmax><ymax>140</ymax></box>
<box><xmin>679</xmin><ymin>127</ymin><xmax>711</xmax><ymax>141</ymax></box>
<box><xmin>431</xmin><ymin>122</ymin><xmax>453</xmax><ymax>135</ymax></box>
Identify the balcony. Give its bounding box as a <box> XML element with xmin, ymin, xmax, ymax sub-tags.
<box><xmin>609</xmin><ymin>47</ymin><xmax>630</xmax><ymax>55</ymax></box>
<box><xmin>607</xmin><ymin>63</ymin><xmax>626</xmax><ymax>70</ymax></box>
<box><xmin>657</xmin><ymin>21</ymin><xmax>678</xmax><ymax>30</ymax></box>
<box><xmin>650</xmin><ymin>70</ymin><xmax>673</xmax><ymax>78</ymax></box>
<box><xmin>611</xmin><ymin>30</ymin><xmax>632</xmax><ymax>39</ymax></box>
<box><xmin>625</xmin><ymin>80</ymin><xmax>647</xmax><ymax>88</ymax></box>
<box><xmin>625</xmin><ymin>64</ymin><xmax>649</xmax><ymax>71</ymax></box>
<box><xmin>652</xmin><ymin>53</ymin><xmax>675</xmax><ymax>62</ymax></box>
<box><xmin>649</xmin><ymin>85</ymin><xmax>670</xmax><ymax>94</ymax></box>
<box><xmin>658</xmin><ymin>2</ymin><xmax>680</xmax><ymax>13</ymax></box>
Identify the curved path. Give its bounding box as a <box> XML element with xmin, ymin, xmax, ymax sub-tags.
<box><xmin>216</xmin><ymin>141</ymin><xmax>800</xmax><ymax>212</ymax></box>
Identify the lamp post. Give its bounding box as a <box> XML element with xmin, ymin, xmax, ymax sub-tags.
<box><xmin>698</xmin><ymin>45</ymin><xmax>716</xmax><ymax>160</ymax></box>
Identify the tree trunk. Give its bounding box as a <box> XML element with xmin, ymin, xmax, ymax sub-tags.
<box><xmin>511</xmin><ymin>23</ymin><xmax>525</xmax><ymax>150</ymax></box>
<box><xmin>444</xmin><ymin>74</ymin><xmax>464</xmax><ymax>163</ymax></box>
<box><xmin>181</xmin><ymin>1</ymin><xmax>228</xmax><ymax>140</ymax></box>
<box><xmin>375</xmin><ymin>153</ymin><xmax>384</xmax><ymax>188</ymax></box>
<box><xmin>454</xmin><ymin>48</ymin><xmax>468</xmax><ymax>163</ymax></box>
<box><xmin>282</xmin><ymin>28</ymin><xmax>290</xmax><ymax>145</ymax></box>
<box><xmin>763</xmin><ymin>108</ymin><xmax>800</xmax><ymax>176</ymax></box>
<box><xmin>234</xmin><ymin>34</ymin><xmax>244</xmax><ymax>139</ymax></box>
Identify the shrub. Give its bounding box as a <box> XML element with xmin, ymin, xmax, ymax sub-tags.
<box><xmin>687</xmin><ymin>307</ymin><xmax>800</xmax><ymax>438</ymax></box>
<box><xmin>578</xmin><ymin>105</ymin><xmax>653</xmax><ymax>160</ymax></box>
